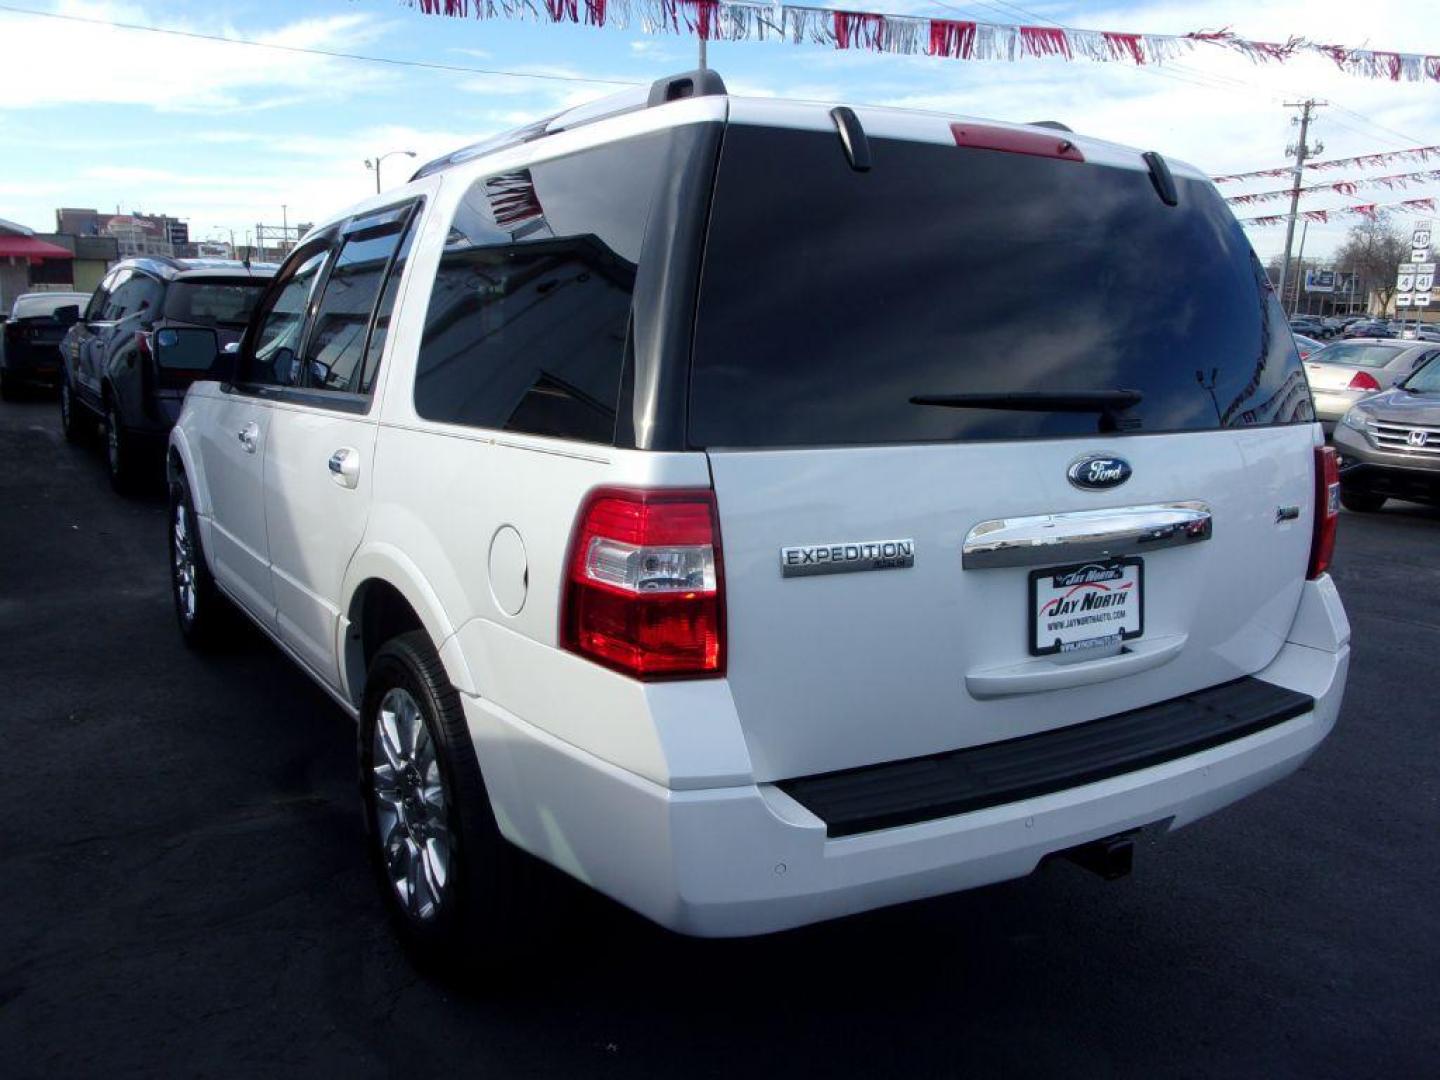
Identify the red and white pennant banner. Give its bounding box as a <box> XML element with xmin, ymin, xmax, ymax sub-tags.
<box><xmin>1226</xmin><ymin>169</ymin><xmax>1440</xmax><ymax>205</ymax></box>
<box><xmin>1213</xmin><ymin>145</ymin><xmax>1440</xmax><ymax>183</ymax></box>
<box><xmin>1242</xmin><ymin>197</ymin><xmax>1437</xmax><ymax>226</ymax></box>
<box><xmin>408</xmin><ymin>2</ymin><xmax>1440</xmax><ymax>83</ymax></box>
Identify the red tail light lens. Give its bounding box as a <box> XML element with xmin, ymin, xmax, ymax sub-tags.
<box><xmin>1309</xmin><ymin>446</ymin><xmax>1340</xmax><ymax>579</ymax></box>
<box><xmin>562</xmin><ymin>488</ymin><xmax>725</xmax><ymax>679</ymax></box>
<box><xmin>1347</xmin><ymin>370</ymin><xmax>1382</xmax><ymax>392</ymax></box>
<box><xmin>135</xmin><ymin>331</ymin><xmax>153</xmax><ymax>358</ymax></box>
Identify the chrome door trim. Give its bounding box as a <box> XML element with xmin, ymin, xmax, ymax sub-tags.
<box><xmin>962</xmin><ymin>501</ymin><xmax>1212</xmax><ymax>570</ymax></box>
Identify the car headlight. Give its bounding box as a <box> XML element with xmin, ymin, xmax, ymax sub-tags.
<box><xmin>1340</xmin><ymin>408</ymin><xmax>1367</xmax><ymax>432</ymax></box>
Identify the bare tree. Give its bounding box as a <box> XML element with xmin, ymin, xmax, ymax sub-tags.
<box><xmin>1333</xmin><ymin>213</ymin><xmax>1409</xmax><ymax>313</ymax></box>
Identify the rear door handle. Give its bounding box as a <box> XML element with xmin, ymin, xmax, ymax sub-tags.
<box><xmin>962</xmin><ymin>502</ymin><xmax>1213</xmax><ymax>569</ymax></box>
<box><xmin>328</xmin><ymin>447</ymin><xmax>360</xmax><ymax>489</ymax></box>
<box><xmin>237</xmin><ymin>421</ymin><xmax>259</xmax><ymax>454</ymax></box>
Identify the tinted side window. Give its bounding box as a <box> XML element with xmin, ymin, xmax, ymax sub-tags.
<box><xmin>101</xmin><ymin>270</ymin><xmax>163</xmax><ymax>321</ymax></box>
<box><xmin>85</xmin><ymin>272</ymin><xmax>117</xmax><ymax>321</ymax></box>
<box><xmin>241</xmin><ymin>249</ymin><xmax>328</xmax><ymax>387</ymax></box>
<box><xmin>360</xmin><ymin>221</ymin><xmax>418</xmax><ymax>396</ymax></box>
<box><xmin>302</xmin><ymin>212</ymin><xmax>413</xmax><ymax>394</ymax></box>
<box><xmin>413</xmin><ymin>132</ymin><xmax>667</xmax><ymax>444</ymax></box>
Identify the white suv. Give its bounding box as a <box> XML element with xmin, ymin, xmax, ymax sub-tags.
<box><xmin>167</xmin><ymin>71</ymin><xmax>1350</xmax><ymax>958</ymax></box>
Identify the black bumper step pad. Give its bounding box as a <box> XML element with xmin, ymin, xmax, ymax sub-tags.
<box><xmin>777</xmin><ymin>677</ymin><xmax>1313</xmax><ymax>838</ymax></box>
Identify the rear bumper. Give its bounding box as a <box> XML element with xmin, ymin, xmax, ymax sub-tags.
<box><xmin>1312</xmin><ymin>389</ymin><xmax>1366</xmax><ymax>426</ymax></box>
<box><xmin>465</xmin><ymin>578</ymin><xmax>1348</xmax><ymax>937</ymax></box>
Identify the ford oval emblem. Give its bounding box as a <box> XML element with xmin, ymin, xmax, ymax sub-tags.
<box><xmin>1067</xmin><ymin>453</ymin><xmax>1132</xmax><ymax>491</ymax></box>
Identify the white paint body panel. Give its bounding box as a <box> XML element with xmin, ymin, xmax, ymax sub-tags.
<box><xmin>169</xmin><ymin>90</ymin><xmax>1346</xmax><ymax>937</ymax></box>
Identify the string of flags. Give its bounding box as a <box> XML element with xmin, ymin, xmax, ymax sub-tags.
<box><xmin>1226</xmin><ymin>170</ymin><xmax>1440</xmax><ymax>206</ymax></box>
<box><xmin>1240</xmin><ymin>198</ymin><xmax>1436</xmax><ymax>226</ymax></box>
<box><xmin>1213</xmin><ymin>145</ymin><xmax>1440</xmax><ymax>184</ymax></box>
<box><xmin>407</xmin><ymin>2</ymin><xmax>1440</xmax><ymax>84</ymax></box>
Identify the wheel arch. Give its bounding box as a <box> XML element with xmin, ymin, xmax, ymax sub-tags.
<box><xmin>340</xmin><ymin>545</ymin><xmax>477</xmax><ymax>706</ymax></box>
<box><xmin>165</xmin><ymin>426</ymin><xmax>212</xmax><ymax>518</ymax></box>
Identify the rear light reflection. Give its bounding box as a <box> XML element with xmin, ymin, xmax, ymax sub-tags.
<box><xmin>1308</xmin><ymin>446</ymin><xmax>1340</xmax><ymax>579</ymax></box>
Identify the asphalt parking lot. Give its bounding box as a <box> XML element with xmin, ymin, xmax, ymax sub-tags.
<box><xmin>1</xmin><ymin>393</ymin><xmax>1436</xmax><ymax>1079</ymax></box>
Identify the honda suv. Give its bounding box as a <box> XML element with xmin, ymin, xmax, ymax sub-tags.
<box><xmin>59</xmin><ymin>257</ymin><xmax>274</xmax><ymax>490</ymax></box>
<box><xmin>165</xmin><ymin>72</ymin><xmax>1350</xmax><ymax>961</ymax></box>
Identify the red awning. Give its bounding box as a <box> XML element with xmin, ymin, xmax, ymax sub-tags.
<box><xmin>0</xmin><ymin>236</ymin><xmax>73</xmax><ymax>262</ymax></box>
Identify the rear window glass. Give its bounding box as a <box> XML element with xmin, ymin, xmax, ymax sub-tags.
<box><xmin>164</xmin><ymin>280</ymin><xmax>268</xmax><ymax>327</ymax></box>
<box><xmin>10</xmin><ymin>294</ymin><xmax>87</xmax><ymax>320</ymax></box>
<box><xmin>413</xmin><ymin>131</ymin><xmax>669</xmax><ymax>444</ymax></box>
<box><xmin>1313</xmin><ymin>343</ymin><xmax>1403</xmax><ymax>368</ymax></box>
<box><xmin>689</xmin><ymin>127</ymin><xmax>1311</xmax><ymax>447</ymax></box>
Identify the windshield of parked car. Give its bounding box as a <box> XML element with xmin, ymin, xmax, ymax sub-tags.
<box><xmin>690</xmin><ymin>127</ymin><xmax>1309</xmax><ymax>447</ymax></box>
<box><xmin>10</xmin><ymin>293</ymin><xmax>88</xmax><ymax>320</ymax></box>
<box><xmin>163</xmin><ymin>279</ymin><xmax>268</xmax><ymax>328</ymax></box>
<box><xmin>1404</xmin><ymin>356</ymin><xmax>1440</xmax><ymax>393</ymax></box>
<box><xmin>1313</xmin><ymin>343</ymin><xmax>1403</xmax><ymax>368</ymax></box>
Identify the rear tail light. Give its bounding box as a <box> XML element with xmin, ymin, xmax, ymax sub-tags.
<box><xmin>562</xmin><ymin>487</ymin><xmax>725</xmax><ymax>679</ymax></box>
<box><xmin>135</xmin><ymin>331</ymin><xmax>153</xmax><ymax>359</ymax></box>
<box><xmin>1308</xmin><ymin>446</ymin><xmax>1339</xmax><ymax>579</ymax></box>
<box><xmin>1347</xmin><ymin>370</ymin><xmax>1382</xmax><ymax>391</ymax></box>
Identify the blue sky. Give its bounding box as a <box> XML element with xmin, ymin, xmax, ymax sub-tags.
<box><xmin>1</xmin><ymin>0</ymin><xmax>1437</xmax><ymax>259</ymax></box>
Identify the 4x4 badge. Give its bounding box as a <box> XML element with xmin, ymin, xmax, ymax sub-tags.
<box><xmin>1067</xmin><ymin>453</ymin><xmax>1132</xmax><ymax>491</ymax></box>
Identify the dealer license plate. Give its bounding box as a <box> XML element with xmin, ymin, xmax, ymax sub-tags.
<box><xmin>1029</xmin><ymin>558</ymin><xmax>1143</xmax><ymax>657</ymax></box>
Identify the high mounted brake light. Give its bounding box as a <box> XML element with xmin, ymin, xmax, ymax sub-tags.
<box><xmin>1309</xmin><ymin>446</ymin><xmax>1340</xmax><ymax>580</ymax></box>
<box><xmin>562</xmin><ymin>488</ymin><xmax>725</xmax><ymax>679</ymax></box>
<box><xmin>950</xmin><ymin>123</ymin><xmax>1085</xmax><ymax>162</ymax></box>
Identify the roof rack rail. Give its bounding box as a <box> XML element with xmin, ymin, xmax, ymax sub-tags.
<box><xmin>412</xmin><ymin>69</ymin><xmax>728</xmax><ymax>183</ymax></box>
<box><xmin>1028</xmin><ymin>120</ymin><xmax>1073</xmax><ymax>132</ymax></box>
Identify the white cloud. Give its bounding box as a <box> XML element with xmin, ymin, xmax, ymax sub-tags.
<box><xmin>0</xmin><ymin>1</ymin><xmax>394</xmax><ymax>112</ymax></box>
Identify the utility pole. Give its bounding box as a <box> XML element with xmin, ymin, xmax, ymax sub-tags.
<box><xmin>1291</xmin><ymin>218</ymin><xmax>1310</xmax><ymax>315</ymax></box>
<box><xmin>1277</xmin><ymin>99</ymin><xmax>1325</xmax><ymax>314</ymax></box>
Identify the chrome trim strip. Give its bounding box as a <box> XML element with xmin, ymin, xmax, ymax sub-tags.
<box><xmin>962</xmin><ymin>501</ymin><xmax>1212</xmax><ymax>570</ymax></box>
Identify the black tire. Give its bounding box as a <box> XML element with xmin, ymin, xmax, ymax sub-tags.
<box><xmin>104</xmin><ymin>398</ymin><xmax>140</xmax><ymax>493</ymax></box>
<box><xmin>1341</xmin><ymin>489</ymin><xmax>1387</xmax><ymax>513</ymax></box>
<box><xmin>168</xmin><ymin>471</ymin><xmax>228</xmax><ymax>649</ymax></box>
<box><xmin>59</xmin><ymin>379</ymin><xmax>88</xmax><ymax>443</ymax></box>
<box><xmin>359</xmin><ymin>631</ymin><xmax>535</xmax><ymax>971</ymax></box>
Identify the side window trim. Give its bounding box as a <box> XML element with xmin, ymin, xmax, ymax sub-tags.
<box><xmin>230</xmin><ymin>237</ymin><xmax>335</xmax><ymax>396</ymax></box>
<box><xmin>292</xmin><ymin>198</ymin><xmax>422</xmax><ymax>403</ymax></box>
<box><xmin>347</xmin><ymin>200</ymin><xmax>422</xmax><ymax>397</ymax></box>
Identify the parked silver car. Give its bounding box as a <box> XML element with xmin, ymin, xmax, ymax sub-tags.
<box><xmin>1332</xmin><ymin>355</ymin><xmax>1440</xmax><ymax>510</ymax></box>
<box><xmin>1305</xmin><ymin>338</ymin><xmax>1440</xmax><ymax>434</ymax></box>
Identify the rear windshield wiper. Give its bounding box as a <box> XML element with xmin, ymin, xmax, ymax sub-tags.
<box><xmin>910</xmin><ymin>389</ymin><xmax>1144</xmax><ymax>412</ymax></box>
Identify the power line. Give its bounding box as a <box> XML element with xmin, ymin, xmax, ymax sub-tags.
<box><xmin>0</xmin><ymin>3</ymin><xmax>641</xmax><ymax>87</ymax></box>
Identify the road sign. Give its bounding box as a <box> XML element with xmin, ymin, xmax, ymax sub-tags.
<box><xmin>1416</xmin><ymin>292</ymin><xmax>1433</xmax><ymax>308</ymax></box>
<box><xmin>1397</xmin><ymin>263</ymin><xmax>1417</xmax><ymax>291</ymax></box>
<box><xmin>1417</xmin><ymin>264</ymin><xmax>1436</xmax><ymax>293</ymax></box>
<box><xmin>1413</xmin><ymin>224</ymin><xmax>1432</xmax><ymax>248</ymax></box>
<box><xmin>1397</xmin><ymin>293</ymin><xmax>1414</xmax><ymax>307</ymax></box>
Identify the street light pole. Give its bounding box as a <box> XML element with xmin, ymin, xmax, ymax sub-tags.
<box><xmin>365</xmin><ymin>150</ymin><xmax>417</xmax><ymax>195</ymax></box>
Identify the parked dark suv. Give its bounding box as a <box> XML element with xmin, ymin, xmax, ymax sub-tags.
<box><xmin>59</xmin><ymin>258</ymin><xmax>275</xmax><ymax>490</ymax></box>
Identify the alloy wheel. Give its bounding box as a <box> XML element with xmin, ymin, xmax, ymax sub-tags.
<box><xmin>372</xmin><ymin>687</ymin><xmax>452</xmax><ymax>922</ymax></box>
<box><xmin>106</xmin><ymin>407</ymin><xmax>120</xmax><ymax>473</ymax></box>
<box><xmin>172</xmin><ymin>501</ymin><xmax>197</xmax><ymax>625</ymax></box>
